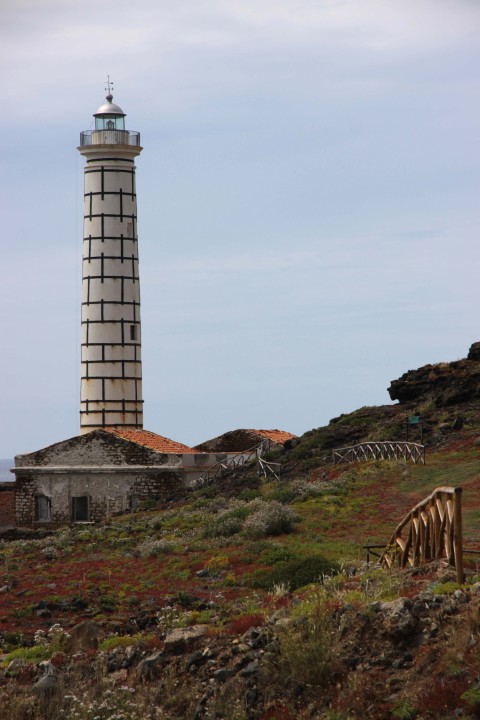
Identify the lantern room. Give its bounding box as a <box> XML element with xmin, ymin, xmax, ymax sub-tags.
<box><xmin>94</xmin><ymin>93</ymin><xmax>126</xmax><ymax>131</ymax></box>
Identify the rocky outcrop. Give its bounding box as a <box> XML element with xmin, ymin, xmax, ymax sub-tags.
<box><xmin>388</xmin><ymin>342</ymin><xmax>480</xmax><ymax>407</ymax></box>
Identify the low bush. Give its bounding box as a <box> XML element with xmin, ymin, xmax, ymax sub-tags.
<box><xmin>41</xmin><ymin>545</ymin><xmax>58</xmax><ymax>561</ymax></box>
<box><xmin>227</xmin><ymin>613</ymin><xmax>265</xmax><ymax>635</ymax></box>
<box><xmin>135</xmin><ymin>538</ymin><xmax>174</xmax><ymax>557</ymax></box>
<box><xmin>242</xmin><ymin>501</ymin><xmax>299</xmax><ymax>539</ymax></box>
<box><xmin>4</xmin><ymin>644</ymin><xmax>51</xmax><ymax>666</ymax></box>
<box><xmin>262</xmin><ymin>600</ymin><xmax>340</xmax><ymax>694</ymax></box>
<box><xmin>204</xmin><ymin>513</ymin><xmax>244</xmax><ymax>538</ymax></box>
<box><xmin>261</xmin><ymin>544</ymin><xmax>297</xmax><ymax>565</ymax></box>
<box><xmin>248</xmin><ymin>556</ymin><xmax>339</xmax><ymax>591</ymax></box>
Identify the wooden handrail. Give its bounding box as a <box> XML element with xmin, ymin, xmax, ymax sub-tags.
<box><xmin>333</xmin><ymin>441</ymin><xmax>425</xmax><ymax>465</ymax></box>
<box><xmin>380</xmin><ymin>486</ymin><xmax>464</xmax><ymax>583</ymax></box>
<box><xmin>195</xmin><ymin>438</ymin><xmax>277</xmax><ymax>487</ymax></box>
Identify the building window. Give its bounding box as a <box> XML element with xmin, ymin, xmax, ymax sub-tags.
<box><xmin>72</xmin><ymin>496</ymin><xmax>90</xmax><ymax>522</ymax></box>
<box><xmin>35</xmin><ymin>496</ymin><xmax>51</xmax><ymax>522</ymax></box>
<box><xmin>130</xmin><ymin>324</ymin><xmax>137</xmax><ymax>341</ymax></box>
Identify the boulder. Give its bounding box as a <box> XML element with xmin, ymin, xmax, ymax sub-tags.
<box><xmin>65</xmin><ymin>620</ymin><xmax>104</xmax><ymax>653</ymax></box>
<box><xmin>136</xmin><ymin>650</ymin><xmax>164</xmax><ymax>681</ymax></box>
<box><xmin>164</xmin><ymin>625</ymin><xmax>207</xmax><ymax>651</ymax></box>
<box><xmin>375</xmin><ymin>597</ymin><xmax>418</xmax><ymax>639</ymax></box>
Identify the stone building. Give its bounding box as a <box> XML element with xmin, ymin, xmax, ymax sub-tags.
<box><xmin>9</xmin><ymin>427</ymin><xmax>296</xmax><ymax>529</ymax></box>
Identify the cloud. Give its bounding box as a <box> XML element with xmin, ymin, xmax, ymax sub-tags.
<box><xmin>1</xmin><ymin>0</ymin><xmax>479</xmax><ymax>123</ymax></box>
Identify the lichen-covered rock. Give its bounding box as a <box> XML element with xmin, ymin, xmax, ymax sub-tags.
<box><xmin>374</xmin><ymin>597</ymin><xmax>418</xmax><ymax>639</ymax></box>
<box><xmin>164</xmin><ymin>625</ymin><xmax>208</xmax><ymax>651</ymax></box>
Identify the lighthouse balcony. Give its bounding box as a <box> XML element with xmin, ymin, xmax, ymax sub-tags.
<box><xmin>80</xmin><ymin>129</ymin><xmax>141</xmax><ymax>146</ymax></box>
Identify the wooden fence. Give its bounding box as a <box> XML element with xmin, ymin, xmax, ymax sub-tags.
<box><xmin>380</xmin><ymin>486</ymin><xmax>464</xmax><ymax>583</ymax></box>
<box><xmin>332</xmin><ymin>441</ymin><xmax>425</xmax><ymax>466</ymax></box>
<box><xmin>195</xmin><ymin>439</ymin><xmax>281</xmax><ymax>487</ymax></box>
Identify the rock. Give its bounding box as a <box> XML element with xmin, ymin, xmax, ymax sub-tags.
<box><xmin>65</xmin><ymin>620</ymin><xmax>104</xmax><ymax>653</ymax></box>
<box><xmin>6</xmin><ymin>658</ymin><xmax>27</xmax><ymax>674</ymax></box>
<box><xmin>164</xmin><ymin>625</ymin><xmax>207</xmax><ymax>651</ymax></box>
<box><xmin>388</xmin><ymin>350</ymin><xmax>480</xmax><ymax>407</ymax></box>
<box><xmin>239</xmin><ymin>660</ymin><xmax>258</xmax><ymax>677</ymax></box>
<box><xmin>123</xmin><ymin>645</ymin><xmax>137</xmax><ymax>668</ymax></box>
<box><xmin>186</xmin><ymin>651</ymin><xmax>206</xmax><ymax>670</ymax></box>
<box><xmin>0</xmin><ymin>585</ymin><xmax>8</xmax><ymax>593</ymax></box>
<box><xmin>33</xmin><ymin>665</ymin><xmax>57</xmax><ymax>696</ymax></box>
<box><xmin>468</xmin><ymin>342</ymin><xmax>480</xmax><ymax>360</ymax></box>
<box><xmin>36</xmin><ymin>608</ymin><xmax>52</xmax><ymax>619</ymax></box>
<box><xmin>470</xmin><ymin>583</ymin><xmax>480</xmax><ymax>595</ymax></box>
<box><xmin>136</xmin><ymin>650</ymin><xmax>164</xmax><ymax>681</ymax></box>
<box><xmin>453</xmin><ymin>590</ymin><xmax>467</xmax><ymax>603</ymax></box>
<box><xmin>377</xmin><ymin>597</ymin><xmax>418</xmax><ymax>639</ymax></box>
<box><xmin>38</xmin><ymin>661</ymin><xmax>56</xmax><ymax>675</ymax></box>
<box><xmin>213</xmin><ymin>668</ymin><xmax>228</xmax><ymax>682</ymax></box>
<box><xmin>106</xmin><ymin>649</ymin><xmax>124</xmax><ymax>673</ymax></box>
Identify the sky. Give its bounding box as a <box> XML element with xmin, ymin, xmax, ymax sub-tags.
<box><xmin>0</xmin><ymin>0</ymin><xmax>479</xmax><ymax>458</ymax></box>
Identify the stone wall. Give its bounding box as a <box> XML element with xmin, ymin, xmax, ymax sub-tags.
<box><xmin>14</xmin><ymin>469</ymin><xmax>183</xmax><ymax>528</ymax></box>
<box><xmin>0</xmin><ymin>486</ymin><xmax>15</xmax><ymax>526</ymax></box>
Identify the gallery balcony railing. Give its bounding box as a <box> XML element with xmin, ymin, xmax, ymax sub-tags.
<box><xmin>79</xmin><ymin>130</ymin><xmax>141</xmax><ymax>147</ymax></box>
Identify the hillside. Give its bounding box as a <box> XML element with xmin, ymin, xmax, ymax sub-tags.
<box><xmin>2</xmin><ymin>348</ymin><xmax>480</xmax><ymax>719</ymax></box>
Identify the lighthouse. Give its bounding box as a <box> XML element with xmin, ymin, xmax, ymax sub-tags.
<box><xmin>78</xmin><ymin>87</ymin><xmax>143</xmax><ymax>433</ymax></box>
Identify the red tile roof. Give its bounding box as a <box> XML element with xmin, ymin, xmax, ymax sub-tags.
<box><xmin>250</xmin><ymin>429</ymin><xmax>297</xmax><ymax>445</ymax></box>
<box><xmin>105</xmin><ymin>428</ymin><xmax>199</xmax><ymax>454</ymax></box>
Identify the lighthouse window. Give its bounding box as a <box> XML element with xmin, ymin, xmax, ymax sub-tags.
<box><xmin>130</xmin><ymin>325</ymin><xmax>138</xmax><ymax>341</ymax></box>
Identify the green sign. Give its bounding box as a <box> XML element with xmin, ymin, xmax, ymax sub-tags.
<box><xmin>408</xmin><ymin>416</ymin><xmax>421</xmax><ymax>425</ymax></box>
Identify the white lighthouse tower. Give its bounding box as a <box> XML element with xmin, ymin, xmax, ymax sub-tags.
<box><xmin>78</xmin><ymin>85</ymin><xmax>143</xmax><ymax>433</ymax></box>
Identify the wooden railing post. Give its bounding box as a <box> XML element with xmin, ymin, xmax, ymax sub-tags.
<box><xmin>454</xmin><ymin>487</ymin><xmax>464</xmax><ymax>584</ymax></box>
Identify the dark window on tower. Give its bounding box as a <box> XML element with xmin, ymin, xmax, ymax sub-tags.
<box><xmin>130</xmin><ymin>325</ymin><xmax>137</xmax><ymax>341</ymax></box>
<box><xmin>71</xmin><ymin>496</ymin><xmax>90</xmax><ymax>522</ymax></box>
<box><xmin>35</xmin><ymin>496</ymin><xmax>51</xmax><ymax>522</ymax></box>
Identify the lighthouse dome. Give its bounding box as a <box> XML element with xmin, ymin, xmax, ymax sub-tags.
<box><xmin>94</xmin><ymin>93</ymin><xmax>126</xmax><ymax>117</ymax></box>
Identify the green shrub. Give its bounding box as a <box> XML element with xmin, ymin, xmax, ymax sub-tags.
<box><xmin>248</xmin><ymin>556</ymin><xmax>339</xmax><ymax>591</ymax></box>
<box><xmin>204</xmin><ymin>513</ymin><xmax>244</xmax><ymax>538</ymax></box>
<box><xmin>391</xmin><ymin>702</ymin><xmax>418</xmax><ymax>719</ymax></box>
<box><xmin>262</xmin><ymin>603</ymin><xmax>338</xmax><ymax>692</ymax></box>
<box><xmin>98</xmin><ymin>594</ymin><xmax>119</xmax><ymax>612</ymax></box>
<box><xmin>461</xmin><ymin>687</ymin><xmax>480</xmax><ymax>710</ymax></box>
<box><xmin>136</xmin><ymin>538</ymin><xmax>174</xmax><ymax>557</ymax></box>
<box><xmin>265</xmin><ymin>485</ymin><xmax>298</xmax><ymax>504</ymax></box>
<box><xmin>242</xmin><ymin>501</ymin><xmax>299</xmax><ymax>539</ymax></box>
<box><xmin>261</xmin><ymin>545</ymin><xmax>297</xmax><ymax>565</ymax></box>
<box><xmin>432</xmin><ymin>581</ymin><xmax>461</xmax><ymax>596</ymax></box>
<box><xmin>238</xmin><ymin>488</ymin><xmax>262</xmax><ymax>502</ymax></box>
<box><xmin>4</xmin><ymin>644</ymin><xmax>51</xmax><ymax>666</ymax></box>
<box><xmin>99</xmin><ymin>634</ymin><xmax>148</xmax><ymax>652</ymax></box>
